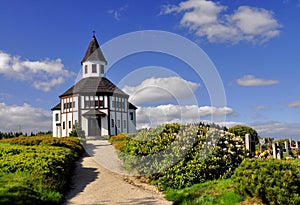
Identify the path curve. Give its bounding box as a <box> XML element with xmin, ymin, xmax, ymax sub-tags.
<box><xmin>64</xmin><ymin>139</ymin><xmax>172</xmax><ymax>205</ymax></box>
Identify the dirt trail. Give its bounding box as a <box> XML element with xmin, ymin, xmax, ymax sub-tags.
<box><xmin>64</xmin><ymin>140</ymin><xmax>172</xmax><ymax>205</ymax></box>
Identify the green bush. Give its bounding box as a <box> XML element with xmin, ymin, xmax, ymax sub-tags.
<box><xmin>1</xmin><ymin>136</ymin><xmax>84</xmax><ymax>156</ymax></box>
<box><xmin>0</xmin><ymin>136</ymin><xmax>84</xmax><ymax>204</ymax></box>
<box><xmin>114</xmin><ymin>123</ymin><xmax>249</xmax><ymax>190</ymax></box>
<box><xmin>232</xmin><ymin>158</ymin><xmax>300</xmax><ymax>205</ymax></box>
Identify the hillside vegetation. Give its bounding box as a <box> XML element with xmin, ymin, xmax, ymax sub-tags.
<box><xmin>111</xmin><ymin>123</ymin><xmax>300</xmax><ymax>204</ymax></box>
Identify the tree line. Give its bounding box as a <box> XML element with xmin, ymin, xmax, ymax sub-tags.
<box><xmin>0</xmin><ymin>131</ymin><xmax>52</xmax><ymax>139</ymax></box>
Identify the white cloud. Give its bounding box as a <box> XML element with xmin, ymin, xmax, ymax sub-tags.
<box><xmin>251</xmin><ymin>121</ymin><xmax>300</xmax><ymax>139</ymax></box>
<box><xmin>123</xmin><ymin>76</ymin><xmax>200</xmax><ymax>105</ymax></box>
<box><xmin>288</xmin><ymin>100</ymin><xmax>300</xmax><ymax>108</ymax></box>
<box><xmin>251</xmin><ymin>105</ymin><xmax>269</xmax><ymax>110</ymax></box>
<box><xmin>230</xmin><ymin>6</ymin><xmax>280</xmax><ymax>43</ymax></box>
<box><xmin>33</xmin><ymin>77</ymin><xmax>65</xmax><ymax>92</ymax></box>
<box><xmin>0</xmin><ymin>103</ymin><xmax>51</xmax><ymax>133</ymax></box>
<box><xmin>136</xmin><ymin>104</ymin><xmax>234</xmax><ymax>129</ymax></box>
<box><xmin>236</xmin><ymin>75</ymin><xmax>279</xmax><ymax>86</ymax></box>
<box><xmin>0</xmin><ymin>51</ymin><xmax>74</xmax><ymax>92</ymax></box>
<box><xmin>214</xmin><ymin>120</ymin><xmax>300</xmax><ymax>140</ymax></box>
<box><xmin>108</xmin><ymin>5</ymin><xmax>128</xmax><ymax>21</ymax></box>
<box><xmin>160</xmin><ymin>0</ymin><xmax>281</xmax><ymax>44</ymax></box>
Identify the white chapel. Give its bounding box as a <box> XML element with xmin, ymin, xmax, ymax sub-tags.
<box><xmin>51</xmin><ymin>35</ymin><xmax>137</xmax><ymax>137</ymax></box>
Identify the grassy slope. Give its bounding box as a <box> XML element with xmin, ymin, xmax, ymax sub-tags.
<box><xmin>164</xmin><ymin>178</ymin><xmax>244</xmax><ymax>205</ymax></box>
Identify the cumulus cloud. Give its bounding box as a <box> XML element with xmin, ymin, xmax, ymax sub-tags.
<box><xmin>136</xmin><ymin>104</ymin><xmax>234</xmax><ymax>129</ymax></box>
<box><xmin>288</xmin><ymin>100</ymin><xmax>300</xmax><ymax>108</ymax></box>
<box><xmin>0</xmin><ymin>103</ymin><xmax>51</xmax><ymax>133</ymax></box>
<box><xmin>236</xmin><ymin>75</ymin><xmax>279</xmax><ymax>86</ymax></box>
<box><xmin>123</xmin><ymin>76</ymin><xmax>200</xmax><ymax>105</ymax></box>
<box><xmin>0</xmin><ymin>51</ymin><xmax>74</xmax><ymax>92</ymax></box>
<box><xmin>160</xmin><ymin>0</ymin><xmax>281</xmax><ymax>44</ymax></box>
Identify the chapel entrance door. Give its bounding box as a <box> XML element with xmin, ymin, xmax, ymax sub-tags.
<box><xmin>88</xmin><ymin>117</ymin><xmax>101</xmax><ymax>136</ymax></box>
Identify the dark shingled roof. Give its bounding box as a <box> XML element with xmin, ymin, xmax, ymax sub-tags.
<box><xmin>60</xmin><ymin>77</ymin><xmax>129</xmax><ymax>97</ymax></box>
<box><xmin>81</xmin><ymin>35</ymin><xmax>107</xmax><ymax>65</ymax></box>
<box><xmin>129</xmin><ymin>103</ymin><xmax>138</xmax><ymax>110</ymax></box>
<box><xmin>51</xmin><ymin>103</ymin><xmax>61</xmax><ymax>111</ymax></box>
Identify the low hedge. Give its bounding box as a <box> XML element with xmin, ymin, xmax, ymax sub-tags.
<box><xmin>1</xmin><ymin>136</ymin><xmax>84</xmax><ymax>156</ymax></box>
<box><xmin>232</xmin><ymin>158</ymin><xmax>300</xmax><ymax>205</ymax></box>
<box><xmin>0</xmin><ymin>136</ymin><xmax>84</xmax><ymax>204</ymax></box>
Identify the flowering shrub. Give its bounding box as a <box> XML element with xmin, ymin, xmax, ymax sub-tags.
<box><xmin>112</xmin><ymin>123</ymin><xmax>249</xmax><ymax>190</ymax></box>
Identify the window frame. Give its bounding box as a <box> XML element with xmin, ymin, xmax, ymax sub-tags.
<box><xmin>92</xmin><ymin>64</ymin><xmax>97</xmax><ymax>73</ymax></box>
<box><xmin>100</xmin><ymin>64</ymin><xmax>104</xmax><ymax>74</ymax></box>
<box><xmin>55</xmin><ymin>113</ymin><xmax>59</xmax><ymax>121</ymax></box>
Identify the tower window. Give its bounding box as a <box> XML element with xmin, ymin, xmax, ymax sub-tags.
<box><xmin>63</xmin><ymin>122</ymin><xmax>65</xmax><ymax>130</ymax></box>
<box><xmin>92</xmin><ymin>64</ymin><xmax>97</xmax><ymax>73</ymax></box>
<box><xmin>55</xmin><ymin>113</ymin><xmax>59</xmax><ymax>121</ymax></box>
<box><xmin>84</xmin><ymin>65</ymin><xmax>88</xmax><ymax>74</ymax></box>
<box><xmin>100</xmin><ymin>65</ymin><xmax>104</xmax><ymax>74</ymax></box>
<box><xmin>69</xmin><ymin>121</ymin><xmax>72</xmax><ymax>129</ymax></box>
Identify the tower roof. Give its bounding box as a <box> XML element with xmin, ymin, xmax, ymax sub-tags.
<box><xmin>81</xmin><ymin>35</ymin><xmax>107</xmax><ymax>65</ymax></box>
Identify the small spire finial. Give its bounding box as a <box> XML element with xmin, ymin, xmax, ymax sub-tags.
<box><xmin>92</xmin><ymin>30</ymin><xmax>96</xmax><ymax>37</ymax></box>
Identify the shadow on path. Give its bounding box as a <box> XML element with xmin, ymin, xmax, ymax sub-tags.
<box><xmin>63</xmin><ymin>152</ymin><xmax>98</xmax><ymax>204</ymax></box>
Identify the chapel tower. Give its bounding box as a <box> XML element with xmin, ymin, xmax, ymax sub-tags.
<box><xmin>81</xmin><ymin>35</ymin><xmax>107</xmax><ymax>78</ymax></box>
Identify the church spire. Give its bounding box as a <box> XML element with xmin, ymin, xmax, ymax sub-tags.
<box><xmin>81</xmin><ymin>34</ymin><xmax>107</xmax><ymax>65</ymax></box>
<box><xmin>81</xmin><ymin>34</ymin><xmax>107</xmax><ymax>78</ymax></box>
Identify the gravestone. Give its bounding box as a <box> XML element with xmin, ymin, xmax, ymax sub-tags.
<box><xmin>277</xmin><ymin>144</ymin><xmax>283</xmax><ymax>159</ymax></box>
<box><xmin>295</xmin><ymin>141</ymin><xmax>300</xmax><ymax>149</ymax></box>
<box><xmin>285</xmin><ymin>141</ymin><xmax>291</xmax><ymax>158</ymax></box>
<box><xmin>245</xmin><ymin>134</ymin><xmax>256</xmax><ymax>157</ymax></box>
<box><xmin>273</xmin><ymin>142</ymin><xmax>283</xmax><ymax>159</ymax></box>
<box><xmin>272</xmin><ymin>143</ymin><xmax>277</xmax><ymax>159</ymax></box>
<box><xmin>296</xmin><ymin>141</ymin><xmax>300</xmax><ymax>159</ymax></box>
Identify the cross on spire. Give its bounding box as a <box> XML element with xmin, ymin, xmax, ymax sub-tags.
<box><xmin>92</xmin><ymin>30</ymin><xmax>96</xmax><ymax>37</ymax></box>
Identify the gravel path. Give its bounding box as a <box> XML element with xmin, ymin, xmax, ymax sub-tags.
<box><xmin>63</xmin><ymin>139</ymin><xmax>172</xmax><ymax>205</ymax></box>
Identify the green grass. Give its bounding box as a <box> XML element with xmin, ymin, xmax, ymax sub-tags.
<box><xmin>164</xmin><ymin>178</ymin><xmax>244</xmax><ymax>205</ymax></box>
<box><xmin>0</xmin><ymin>172</ymin><xmax>61</xmax><ymax>205</ymax></box>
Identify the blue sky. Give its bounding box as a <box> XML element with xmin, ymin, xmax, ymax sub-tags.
<box><xmin>0</xmin><ymin>0</ymin><xmax>299</xmax><ymax>139</ymax></box>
